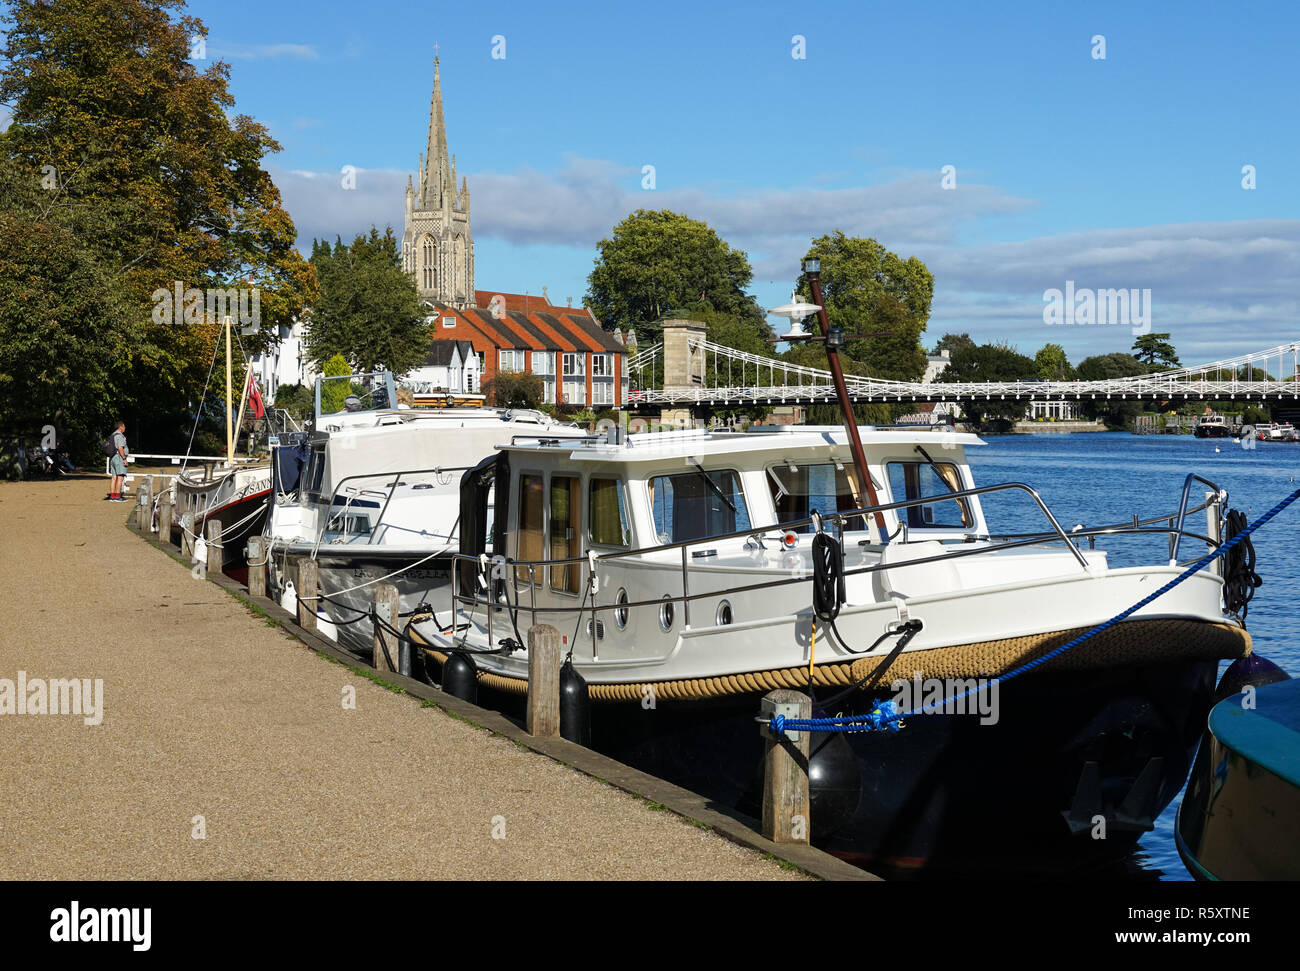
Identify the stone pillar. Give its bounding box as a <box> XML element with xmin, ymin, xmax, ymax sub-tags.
<box><xmin>661</xmin><ymin>317</ymin><xmax>707</xmax><ymax>390</ymax></box>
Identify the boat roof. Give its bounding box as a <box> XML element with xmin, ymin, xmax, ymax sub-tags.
<box><xmin>502</xmin><ymin>424</ymin><xmax>984</xmax><ymax>465</ymax></box>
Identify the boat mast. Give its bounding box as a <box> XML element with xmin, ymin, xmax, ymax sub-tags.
<box><xmin>225</xmin><ymin>314</ymin><xmax>234</xmax><ymax>465</ymax></box>
<box><xmin>802</xmin><ymin>259</ymin><xmax>890</xmax><ymax>544</ymax></box>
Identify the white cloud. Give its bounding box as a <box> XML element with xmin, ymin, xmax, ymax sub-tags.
<box><xmin>268</xmin><ymin>158</ymin><xmax>1300</xmax><ymax>365</ymax></box>
<box><xmin>210</xmin><ymin>43</ymin><xmax>319</xmax><ymax>61</ymax></box>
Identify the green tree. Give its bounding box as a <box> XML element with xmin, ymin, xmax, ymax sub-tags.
<box><xmin>586</xmin><ymin>209</ymin><xmax>760</xmax><ymax>343</ymax></box>
<box><xmin>1132</xmin><ymin>333</ymin><xmax>1180</xmax><ymax>371</ymax></box>
<box><xmin>797</xmin><ymin>231</ymin><xmax>932</xmax><ymax>382</ymax></box>
<box><xmin>485</xmin><ymin>371</ymin><xmax>545</xmax><ymax>409</ymax></box>
<box><xmin>319</xmin><ymin>354</ymin><xmax>352</xmax><ymax>414</ymax></box>
<box><xmin>0</xmin><ymin>0</ymin><xmax>318</xmax><ymax>451</ymax></box>
<box><xmin>936</xmin><ymin>341</ymin><xmax>1037</xmax><ymax>422</ymax></box>
<box><xmin>1075</xmin><ymin>352</ymin><xmax>1147</xmax><ymax>427</ymax></box>
<box><xmin>307</xmin><ymin>228</ymin><xmax>428</xmax><ymax>375</ymax></box>
<box><xmin>932</xmin><ymin>333</ymin><xmax>976</xmax><ymax>357</ymax></box>
<box><xmin>1034</xmin><ymin>342</ymin><xmax>1073</xmax><ymax>380</ymax></box>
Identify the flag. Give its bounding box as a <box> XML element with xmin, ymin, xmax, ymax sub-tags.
<box><xmin>248</xmin><ymin>373</ymin><xmax>266</xmax><ymax>419</ymax></box>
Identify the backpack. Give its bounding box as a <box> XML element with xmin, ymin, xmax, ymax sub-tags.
<box><xmin>102</xmin><ymin>436</ymin><xmax>118</xmax><ymax>457</ymax></box>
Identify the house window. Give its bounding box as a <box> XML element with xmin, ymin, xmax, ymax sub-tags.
<box><xmin>562</xmin><ymin>352</ymin><xmax>585</xmax><ymax>376</ymax></box>
<box><xmin>532</xmin><ymin>351</ymin><xmax>555</xmax><ymax>376</ymax></box>
<box><xmin>499</xmin><ymin>349</ymin><xmax>525</xmax><ymax>373</ymax></box>
<box><xmin>563</xmin><ymin>379</ymin><xmax>586</xmax><ymax>405</ymax></box>
<box><xmin>442</xmin><ymin>316</ymin><xmax>455</xmax><ymax>329</ymax></box>
<box><xmin>592</xmin><ymin>354</ymin><xmax>611</xmax><ymax>377</ymax></box>
<box><xmin>591</xmin><ymin>382</ymin><xmax>613</xmax><ymax>406</ymax></box>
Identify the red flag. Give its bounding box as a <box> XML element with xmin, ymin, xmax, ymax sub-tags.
<box><xmin>248</xmin><ymin>374</ymin><xmax>266</xmax><ymax>419</ymax></box>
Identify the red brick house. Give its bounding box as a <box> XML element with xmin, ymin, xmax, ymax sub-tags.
<box><xmin>424</xmin><ymin>291</ymin><xmax>629</xmax><ymax>409</ymax></box>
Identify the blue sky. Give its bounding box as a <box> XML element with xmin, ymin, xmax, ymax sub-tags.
<box><xmin>173</xmin><ymin>1</ymin><xmax>1300</xmax><ymax>366</ymax></box>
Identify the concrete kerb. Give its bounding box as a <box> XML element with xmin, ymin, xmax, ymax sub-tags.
<box><xmin>125</xmin><ymin>509</ymin><xmax>879</xmax><ymax>882</ymax></box>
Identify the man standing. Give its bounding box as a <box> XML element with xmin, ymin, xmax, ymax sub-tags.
<box><xmin>107</xmin><ymin>420</ymin><xmax>129</xmax><ymax>501</ymax></box>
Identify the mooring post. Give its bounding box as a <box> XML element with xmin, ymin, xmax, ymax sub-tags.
<box><xmin>296</xmin><ymin>557</ymin><xmax>318</xmax><ymax>632</ymax></box>
<box><xmin>158</xmin><ymin>490</ymin><xmax>172</xmax><ymax>545</ymax></box>
<box><xmin>246</xmin><ymin>536</ymin><xmax>266</xmax><ymax>598</ymax></box>
<box><xmin>372</xmin><ymin>583</ymin><xmax>402</xmax><ymax>674</ymax></box>
<box><xmin>136</xmin><ymin>486</ymin><xmax>150</xmax><ymax>529</ymax></box>
<box><xmin>526</xmin><ymin>624</ymin><xmax>562</xmax><ymax>737</ymax></box>
<box><xmin>206</xmin><ymin>518</ymin><xmax>222</xmax><ymax>576</ymax></box>
<box><xmin>761</xmin><ymin>689</ymin><xmax>812</xmax><ymax>845</ymax></box>
<box><xmin>180</xmin><ymin>511</ymin><xmax>193</xmax><ymax>558</ymax></box>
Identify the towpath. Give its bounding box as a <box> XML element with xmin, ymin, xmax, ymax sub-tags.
<box><xmin>0</xmin><ymin>476</ymin><xmax>805</xmax><ymax>880</ymax></box>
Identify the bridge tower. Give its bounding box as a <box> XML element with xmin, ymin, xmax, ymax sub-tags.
<box><xmin>659</xmin><ymin>317</ymin><xmax>707</xmax><ymax>427</ymax></box>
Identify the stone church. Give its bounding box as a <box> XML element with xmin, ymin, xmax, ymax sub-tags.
<box><xmin>401</xmin><ymin>57</ymin><xmax>474</xmax><ymax>308</ymax></box>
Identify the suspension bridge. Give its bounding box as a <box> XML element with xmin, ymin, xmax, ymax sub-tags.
<box><xmin>626</xmin><ymin>319</ymin><xmax>1300</xmax><ymax>411</ymax></box>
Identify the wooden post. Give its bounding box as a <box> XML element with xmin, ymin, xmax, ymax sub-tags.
<box><xmin>136</xmin><ymin>486</ymin><xmax>150</xmax><ymax>529</ymax></box>
<box><xmin>179</xmin><ymin>511</ymin><xmax>193</xmax><ymax>558</ymax></box>
<box><xmin>296</xmin><ymin>557</ymin><xmax>318</xmax><ymax>632</ymax></box>
<box><xmin>206</xmin><ymin>518</ymin><xmax>222</xmax><ymax>576</ymax></box>
<box><xmin>372</xmin><ymin>583</ymin><xmax>401</xmax><ymax>674</ymax></box>
<box><xmin>246</xmin><ymin>536</ymin><xmax>266</xmax><ymax>598</ymax></box>
<box><xmin>159</xmin><ymin>492</ymin><xmax>173</xmax><ymax>545</ymax></box>
<box><xmin>761</xmin><ymin>689</ymin><xmax>812</xmax><ymax>844</ymax></box>
<box><xmin>526</xmin><ymin>624</ymin><xmax>562</xmax><ymax>737</ymax></box>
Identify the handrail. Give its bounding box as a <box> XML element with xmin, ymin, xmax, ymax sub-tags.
<box><xmin>1170</xmin><ymin>473</ymin><xmax>1225</xmax><ymax>565</ymax></box>
<box><xmin>310</xmin><ymin>464</ymin><xmax>474</xmax><ymax>556</ymax></box>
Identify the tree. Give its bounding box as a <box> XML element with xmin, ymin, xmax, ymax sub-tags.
<box><xmin>932</xmin><ymin>333</ymin><xmax>976</xmax><ymax>357</ymax></box>
<box><xmin>936</xmin><ymin>341</ymin><xmax>1037</xmax><ymax>422</ymax></box>
<box><xmin>269</xmin><ymin>382</ymin><xmax>313</xmax><ymax>422</ymax></box>
<box><xmin>1034</xmin><ymin>343</ymin><xmax>1073</xmax><ymax>380</ymax></box>
<box><xmin>318</xmin><ymin>354</ymin><xmax>352</xmax><ymax>414</ymax></box>
<box><xmin>0</xmin><ymin>0</ymin><xmax>317</xmax><ymax>453</ymax></box>
<box><xmin>306</xmin><ymin>228</ymin><xmax>428</xmax><ymax>375</ymax></box>
<box><xmin>1132</xmin><ymin>333</ymin><xmax>1180</xmax><ymax>371</ymax></box>
<box><xmin>1075</xmin><ymin>352</ymin><xmax>1147</xmax><ymax>427</ymax></box>
<box><xmin>797</xmin><ymin>231</ymin><xmax>932</xmax><ymax>382</ymax></box>
<box><xmin>586</xmin><ymin>210</ymin><xmax>760</xmax><ymax>343</ymax></box>
<box><xmin>485</xmin><ymin>371</ymin><xmax>545</xmax><ymax>409</ymax></box>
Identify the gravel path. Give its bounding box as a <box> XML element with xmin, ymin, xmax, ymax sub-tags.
<box><xmin>0</xmin><ymin>476</ymin><xmax>805</xmax><ymax>880</ymax></box>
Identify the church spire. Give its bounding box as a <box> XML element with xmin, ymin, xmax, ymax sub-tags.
<box><xmin>424</xmin><ymin>55</ymin><xmax>453</xmax><ymax>209</ymax></box>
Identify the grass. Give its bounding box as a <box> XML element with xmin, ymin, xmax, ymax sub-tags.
<box><xmin>762</xmin><ymin>852</ymin><xmax>801</xmax><ymax>872</ymax></box>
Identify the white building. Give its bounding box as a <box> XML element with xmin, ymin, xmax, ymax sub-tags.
<box><xmin>402</xmin><ymin>338</ymin><xmax>480</xmax><ymax>396</ymax></box>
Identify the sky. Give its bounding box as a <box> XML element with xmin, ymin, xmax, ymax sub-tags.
<box><xmin>79</xmin><ymin>1</ymin><xmax>1300</xmax><ymax>365</ymax></box>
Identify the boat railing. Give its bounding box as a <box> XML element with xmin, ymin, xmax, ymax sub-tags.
<box><xmin>446</xmin><ymin>476</ymin><xmax>1229</xmax><ymax>650</ymax></box>
<box><xmin>311</xmin><ymin>465</ymin><xmax>475</xmax><ymax>555</ymax></box>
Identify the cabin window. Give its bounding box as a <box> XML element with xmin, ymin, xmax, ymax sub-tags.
<box><xmin>550</xmin><ymin>475</ymin><xmax>582</xmax><ymax>593</ymax></box>
<box><xmin>516</xmin><ymin>473</ymin><xmax>544</xmax><ymax>583</ymax></box>
<box><xmin>304</xmin><ymin>445</ymin><xmax>327</xmax><ymax>499</ymax></box>
<box><xmin>589</xmin><ymin>478</ymin><xmax>630</xmax><ymax>547</ymax></box>
<box><xmin>886</xmin><ymin>461</ymin><xmax>972</xmax><ymax>529</ymax></box>
<box><xmin>648</xmin><ymin>468</ymin><xmax>750</xmax><ymax>544</ymax></box>
<box><xmin>766</xmin><ymin>462</ymin><xmax>860</xmax><ymax>532</ymax></box>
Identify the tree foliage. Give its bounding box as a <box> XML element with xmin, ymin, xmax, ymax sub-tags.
<box><xmin>1075</xmin><ymin>352</ymin><xmax>1147</xmax><ymax>427</ymax></box>
<box><xmin>319</xmin><ymin>354</ymin><xmax>352</xmax><ymax>414</ymax></box>
<box><xmin>936</xmin><ymin>340</ymin><xmax>1037</xmax><ymax>421</ymax></box>
<box><xmin>0</xmin><ymin>0</ymin><xmax>317</xmax><ymax>454</ymax></box>
<box><xmin>1132</xmin><ymin>333</ymin><xmax>1180</xmax><ymax>371</ymax></box>
<box><xmin>1034</xmin><ymin>342</ymin><xmax>1074</xmax><ymax>380</ymax></box>
<box><xmin>586</xmin><ymin>209</ymin><xmax>762</xmax><ymax>343</ymax></box>
<box><xmin>306</xmin><ymin>228</ymin><xmax>427</xmax><ymax>375</ymax></box>
<box><xmin>796</xmin><ymin>231</ymin><xmax>932</xmax><ymax>383</ymax></box>
<box><xmin>485</xmin><ymin>370</ymin><xmax>545</xmax><ymax>409</ymax></box>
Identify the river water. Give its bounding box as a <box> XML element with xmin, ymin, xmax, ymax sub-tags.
<box><xmin>970</xmin><ymin>431</ymin><xmax>1299</xmax><ymax>879</ymax></box>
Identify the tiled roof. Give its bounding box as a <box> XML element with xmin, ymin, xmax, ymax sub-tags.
<box><xmin>474</xmin><ymin>290</ymin><xmax>594</xmax><ymax>318</ymax></box>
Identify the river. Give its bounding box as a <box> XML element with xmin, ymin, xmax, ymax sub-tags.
<box><xmin>971</xmin><ymin>431</ymin><xmax>1300</xmax><ymax>879</ymax></box>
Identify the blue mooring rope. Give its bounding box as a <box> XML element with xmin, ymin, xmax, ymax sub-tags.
<box><xmin>769</xmin><ymin>486</ymin><xmax>1300</xmax><ymax>736</ymax></box>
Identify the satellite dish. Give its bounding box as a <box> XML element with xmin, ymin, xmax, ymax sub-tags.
<box><xmin>767</xmin><ymin>291</ymin><xmax>821</xmax><ymax>341</ymax></box>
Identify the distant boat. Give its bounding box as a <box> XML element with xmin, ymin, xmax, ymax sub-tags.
<box><xmin>1193</xmin><ymin>414</ymin><xmax>1233</xmax><ymax>439</ymax></box>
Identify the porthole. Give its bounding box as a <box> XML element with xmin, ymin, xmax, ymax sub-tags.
<box><xmin>659</xmin><ymin>596</ymin><xmax>674</xmax><ymax>632</ymax></box>
<box><xmin>716</xmin><ymin>600</ymin><xmax>733</xmax><ymax>626</ymax></box>
<box><xmin>614</xmin><ymin>587</ymin><xmax>629</xmax><ymax>629</ymax></box>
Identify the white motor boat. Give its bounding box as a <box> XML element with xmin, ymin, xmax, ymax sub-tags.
<box><xmin>263</xmin><ymin>369</ymin><xmax>588</xmax><ymax>651</ymax></box>
<box><xmin>408</xmin><ymin>422</ymin><xmax>1259</xmax><ymax>874</ymax></box>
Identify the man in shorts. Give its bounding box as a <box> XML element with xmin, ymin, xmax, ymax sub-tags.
<box><xmin>107</xmin><ymin>420</ymin><xmax>129</xmax><ymax>501</ymax></box>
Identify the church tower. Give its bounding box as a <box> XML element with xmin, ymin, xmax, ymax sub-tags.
<box><xmin>402</xmin><ymin>56</ymin><xmax>474</xmax><ymax>309</ymax></box>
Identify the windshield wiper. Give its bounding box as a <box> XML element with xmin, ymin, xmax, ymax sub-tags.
<box><xmin>690</xmin><ymin>461</ymin><xmax>737</xmax><ymax>514</ymax></box>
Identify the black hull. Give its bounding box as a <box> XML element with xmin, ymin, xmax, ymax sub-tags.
<box><xmin>469</xmin><ymin>657</ymin><xmax>1216</xmax><ymax>877</ymax></box>
<box><xmin>1193</xmin><ymin>425</ymin><xmax>1232</xmax><ymax>439</ymax></box>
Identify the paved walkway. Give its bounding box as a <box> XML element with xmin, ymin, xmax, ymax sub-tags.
<box><xmin>0</xmin><ymin>476</ymin><xmax>802</xmax><ymax>880</ymax></box>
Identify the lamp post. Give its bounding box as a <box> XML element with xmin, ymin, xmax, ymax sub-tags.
<box><xmin>800</xmin><ymin>258</ymin><xmax>889</xmax><ymax>543</ymax></box>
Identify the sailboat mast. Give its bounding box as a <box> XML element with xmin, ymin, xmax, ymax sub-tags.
<box><xmin>225</xmin><ymin>315</ymin><xmax>234</xmax><ymax>464</ymax></box>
